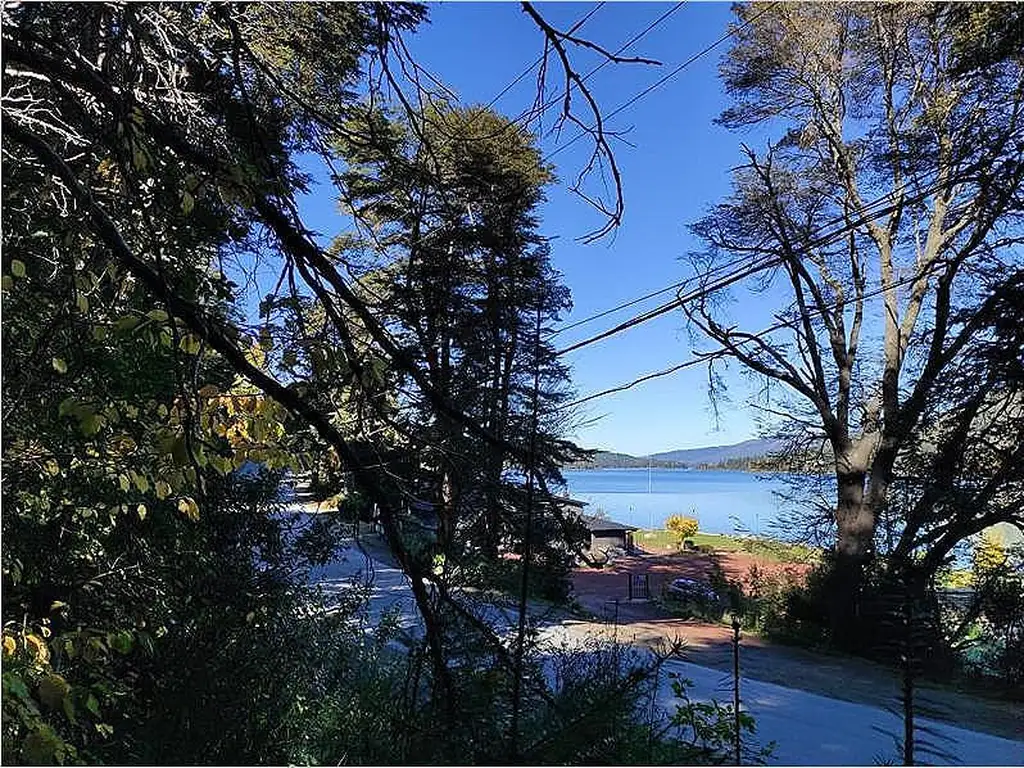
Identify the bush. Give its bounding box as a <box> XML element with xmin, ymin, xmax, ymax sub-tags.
<box><xmin>665</xmin><ymin>516</ymin><xmax>699</xmax><ymax>548</ymax></box>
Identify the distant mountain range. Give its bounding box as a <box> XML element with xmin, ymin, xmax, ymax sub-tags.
<box><xmin>571</xmin><ymin>438</ymin><xmax>786</xmax><ymax>469</ymax></box>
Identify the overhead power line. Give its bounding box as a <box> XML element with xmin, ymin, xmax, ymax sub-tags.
<box><xmin>513</xmin><ymin>2</ymin><xmax>687</xmax><ymax>131</ymax></box>
<box><xmin>484</xmin><ymin>3</ymin><xmax>607</xmax><ymax>113</ymax></box>
<box><xmin>561</xmin><ymin>259</ymin><xmax>947</xmax><ymax>411</ymax></box>
<box><xmin>552</xmin><ymin>156</ymin><xmax>980</xmax><ymax>357</ymax></box>
<box><xmin>543</xmin><ymin>2</ymin><xmax>778</xmax><ymax>163</ymax></box>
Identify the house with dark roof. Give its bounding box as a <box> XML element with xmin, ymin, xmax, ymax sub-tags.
<box><xmin>581</xmin><ymin>514</ymin><xmax>637</xmax><ymax>556</ymax></box>
<box><xmin>552</xmin><ymin>496</ymin><xmax>638</xmax><ymax>558</ymax></box>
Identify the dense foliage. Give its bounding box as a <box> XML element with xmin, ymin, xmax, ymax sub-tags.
<box><xmin>0</xmin><ymin>3</ymin><xmax>748</xmax><ymax>765</ymax></box>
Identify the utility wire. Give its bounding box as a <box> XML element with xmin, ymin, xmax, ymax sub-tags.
<box><xmin>552</xmin><ymin>157</ymin><xmax>978</xmax><ymax>357</ymax></box>
<box><xmin>513</xmin><ymin>2</ymin><xmax>686</xmax><ymax>130</ymax></box>
<box><xmin>543</xmin><ymin>2</ymin><xmax>778</xmax><ymax>163</ymax></box>
<box><xmin>561</xmin><ymin>258</ymin><xmax>948</xmax><ymax>411</ymax></box>
<box><xmin>549</xmin><ymin>277</ymin><xmax>690</xmax><ymax>337</ymax></box>
<box><xmin>484</xmin><ymin>3</ymin><xmax>607</xmax><ymax>113</ymax></box>
<box><xmin>550</xmin><ymin>163</ymin><xmax>953</xmax><ymax>342</ymax></box>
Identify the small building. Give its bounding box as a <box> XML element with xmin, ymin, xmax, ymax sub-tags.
<box><xmin>581</xmin><ymin>514</ymin><xmax>637</xmax><ymax>556</ymax></box>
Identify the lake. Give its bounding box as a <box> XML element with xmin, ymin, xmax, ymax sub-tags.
<box><xmin>560</xmin><ymin>468</ymin><xmax>793</xmax><ymax>536</ymax></box>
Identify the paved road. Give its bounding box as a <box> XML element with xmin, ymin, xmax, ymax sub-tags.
<box><xmin>309</xmin><ymin>539</ymin><xmax>1023</xmax><ymax>766</ymax></box>
<box><xmin>307</xmin><ymin>542</ymin><xmax>422</xmax><ymax>632</ymax></box>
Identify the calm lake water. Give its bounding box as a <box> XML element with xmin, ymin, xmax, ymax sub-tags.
<box><xmin>561</xmin><ymin>468</ymin><xmax>792</xmax><ymax>536</ymax></box>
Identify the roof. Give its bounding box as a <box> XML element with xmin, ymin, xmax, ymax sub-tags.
<box><xmin>581</xmin><ymin>514</ymin><xmax>638</xmax><ymax>533</ymax></box>
<box><xmin>553</xmin><ymin>495</ymin><xmax>588</xmax><ymax>509</ymax></box>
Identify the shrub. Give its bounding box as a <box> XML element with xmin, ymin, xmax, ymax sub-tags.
<box><xmin>665</xmin><ymin>515</ymin><xmax>699</xmax><ymax>548</ymax></box>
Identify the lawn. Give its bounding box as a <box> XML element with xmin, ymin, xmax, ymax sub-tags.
<box><xmin>634</xmin><ymin>529</ymin><xmax>820</xmax><ymax>564</ymax></box>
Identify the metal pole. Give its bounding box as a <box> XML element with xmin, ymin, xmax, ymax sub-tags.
<box><xmin>732</xmin><ymin>616</ymin><xmax>742</xmax><ymax>766</ymax></box>
<box><xmin>510</xmin><ymin>304</ymin><xmax>543</xmax><ymax>758</ymax></box>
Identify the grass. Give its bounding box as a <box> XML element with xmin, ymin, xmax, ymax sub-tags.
<box><xmin>635</xmin><ymin>529</ymin><xmax>820</xmax><ymax>564</ymax></box>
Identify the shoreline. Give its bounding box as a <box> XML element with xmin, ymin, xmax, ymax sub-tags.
<box><xmin>563</xmin><ymin>466</ymin><xmax>823</xmax><ymax>476</ymax></box>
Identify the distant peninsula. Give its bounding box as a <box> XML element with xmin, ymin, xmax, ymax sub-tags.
<box><xmin>569</xmin><ymin>438</ymin><xmax>788</xmax><ymax>470</ymax></box>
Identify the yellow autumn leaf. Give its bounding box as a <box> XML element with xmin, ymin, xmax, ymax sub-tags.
<box><xmin>177</xmin><ymin>497</ymin><xmax>200</xmax><ymax>522</ymax></box>
<box><xmin>11</xmin><ymin>259</ymin><xmax>26</xmax><ymax>278</ymax></box>
<box><xmin>154</xmin><ymin>480</ymin><xmax>171</xmax><ymax>500</ymax></box>
<box><xmin>2</xmin><ymin>635</ymin><xmax>16</xmax><ymax>657</ymax></box>
<box><xmin>118</xmin><ymin>474</ymin><xmax>130</xmax><ymax>492</ymax></box>
<box><xmin>24</xmin><ymin>633</ymin><xmax>49</xmax><ymax>664</ymax></box>
<box><xmin>136</xmin><ymin>504</ymin><xmax>147</xmax><ymax>521</ymax></box>
<box><xmin>52</xmin><ymin>357</ymin><xmax>68</xmax><ymax>375</ymax></box>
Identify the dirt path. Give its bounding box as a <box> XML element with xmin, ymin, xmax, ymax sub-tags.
<box><xmin>570</xmin><ymin>552</ymin><xmax>1023</xmax><ymax>742</ymax></box>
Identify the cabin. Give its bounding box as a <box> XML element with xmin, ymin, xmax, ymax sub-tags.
<box><xmin>581</xmin><ymin>514</ymin><xmax>638</xmax><ymax>556</ymax></box>
<box><xmin>552</xmin><ymin>495</ymin><xmax>637</xmax><ymax>556</ymax></box>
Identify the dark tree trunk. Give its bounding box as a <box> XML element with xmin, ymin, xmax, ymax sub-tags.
<box><xmin>829</xmin><ymin>453</ymin><xmax>877</xmax><ymax>644</ymax></box>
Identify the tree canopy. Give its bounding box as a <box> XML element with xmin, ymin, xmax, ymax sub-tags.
<box><xmin>687</xmin><ymin>2</ymin><xmax>1024</xmax><ymax>638</ymax></box>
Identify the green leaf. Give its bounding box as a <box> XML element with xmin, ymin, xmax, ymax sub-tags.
<box><xmin>62</xmin><ymin>695</ymin><xmax>77</xmax><ymax>724</ymax></box>
<box><xmin>130</xmin><ymin>471</ymin><xmax>149</xmax><ymax>493</ymax></box>
<box><xmin>136</xmin><ymin>504</ymin><xmax>147</xmax><ymax>521</ymax></box>
<box><xmin>108</xmin><ymin>630</ymin><xmax>133</xmax><ymax>655</ymax></box>
<box><xmin>114</xmin><ymin>316</ymin><xmax>139</xmax><ymax>334</ymax></box>
<box><xmin>79</xmin><ymin>412</ymin><xmax>101</xmax><ymax>436</ymax></box>
<box><xmin>179</xmin><ymin>335</ymin><xmax>201</xmax><ymax>355</ymax></box>
<box><xmin>3</xmin><ymin>671</ymin><xmax>31</xmax><ymax>700</ymax></box>
<box><xmin>38</xmin><ymin>674</ymin><xmax>70</xmax><ymax>709</ymax></box>
<box><xmin>146</xmin><ymin>309</ymin><xmax>169</xmax><ymax>323</ymax></box>
<box><xmin>181</xmin><ymin>190</ymin><xmax>195</xmax><ymax>216</ymax></box>
<box><xmin>10</xmin><ymin>259</ymin><xmax>26</xmax><ymax>278</ymax></box>
<box><xmin>22</xmin><ymin>726</ymin><xmax>60</xmax><ymax>765</ymax></box>
<box><xmin>2</xmin><ymin>275</ymin><xmax>12</xmax><ymax>292</ymax></box>
<box><xmin>76</xmin><ymin>293</ymin><xmax>89</xmax><ymax>314</ymax></box>
<box><xmin>85</xmin><ymin>694</ymin><xmax>100</xmax><ymax>716</ymax></box>
<box><xmin>52</xmin><ymin>357</ymin><xmax>68</xmax><ymax>375</ymax></box>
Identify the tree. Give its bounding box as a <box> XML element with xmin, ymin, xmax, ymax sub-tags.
<box><xmin>885</xmin><ymin>271</ymin><xmax>1024</xmax><ymax>575</ymax></box>
<box><xmin>0</xmin><ymin>168</ymin><xmax>353</xmax><ymax>762</ymax></box>
<box><xmin>666</xmin><ymin>515</ymin><xmax>699</xmax><ymax>548</ymax></box>
<box><xmin>686</xmin><ymin>3</ymin><xmax>1024</xmax><ymax>637</ymax></box>
<box><xmin>333</xmin><ymin>103</ymin><xmax>584</xmax><ymax>579</ymax></box>
<box><xmin>3</xmin><ymin>4</ymin><xmax>696</xmax><ymax>762</ymax></box>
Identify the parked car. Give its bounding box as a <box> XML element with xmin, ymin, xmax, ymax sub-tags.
<box><xmin>664</xmin><ymin>577</ymin><xmax>725</xmax><ymax>620</ymax></box>
<box><xmin>666</xmin><ymin>577</ymin><xmax>719</xmax><ymax>602</ymax></box>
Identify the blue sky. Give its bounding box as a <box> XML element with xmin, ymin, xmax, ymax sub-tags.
<box><xmin>293</xmin><ymin>2</ymin><xmax>787</xmax><ymax>456</ymax></box>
